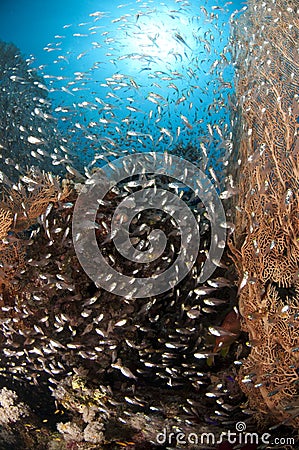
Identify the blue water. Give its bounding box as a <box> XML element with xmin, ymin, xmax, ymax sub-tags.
<box><xmin>0</xmin><ymin>0</ymin><xmax>245</xmax><ymax>183</ymax></box>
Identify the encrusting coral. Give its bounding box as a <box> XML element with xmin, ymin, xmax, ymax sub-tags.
<box><xmin>230</xmin><ymin>0</ymin><xmax>299</xmax><ymax>428</ymax></box>
<box><xmin>0</xmin><ymin>387</ymin><xmax>29</xmax><ymax>425</ymax></box>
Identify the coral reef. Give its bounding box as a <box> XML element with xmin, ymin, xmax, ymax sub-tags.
<box><xmin>0</xmin><ymin>168</ymin><xmax>245</xmax><ymax>448</ymax></box>
<box><xmin>0</xmin><ymin>1</ymin><xmax>298</xmax><ymax>447</ymax></box>
<box><xmin>231</xmin><ymin>0</ymin><xmax>299</xmax><ymax>428</ymax></box>
<box><xmin>0</xmin><ymin>387</ymin><xmax>29</xmax><ymax>424</ymax></box>
<box><xmin>0</xmin><ymin>386</ymin><xmax>51</xmax><ymax>449</ymax></box>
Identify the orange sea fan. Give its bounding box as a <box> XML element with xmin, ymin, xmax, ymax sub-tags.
<box><xmin>0</xmin><ymin>170</ymin><xmax>70</xmax><ymax>297</ymax></box>
<box><xmin>231</xmin><ymin>0</ymin><xmax>299</xmax><ymax>428</ymax></box>
<box><xmin>0</xmin><ymin>208</ymin><xmax>12</xmax><ymax>240</ymax></box>
<box><xmin>2</xmin><ymin>169</ymin><xmax>70</xmax><ymax>232</ymax></box>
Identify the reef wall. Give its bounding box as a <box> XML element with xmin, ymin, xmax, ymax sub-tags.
<box><xmin>231</xmin><ymin>0</ymin><xmax>299</xmax><ymax>427</ymax></box>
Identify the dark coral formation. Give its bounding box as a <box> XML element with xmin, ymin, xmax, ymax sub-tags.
<box><xmin>0</xmin><ymin>170</ymin><xmax>244</xmax><ymax>448</ymax></box>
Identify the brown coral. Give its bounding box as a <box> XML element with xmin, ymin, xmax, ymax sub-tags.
<box><xmin>231</xmin><ymin>0</ymin><xmax>299</xmax><ymax>428</ymax></box>
<box><xmin>0</xmin><ymin>209</ymin><xmax>12</xmax><ymax>240</ymax></box>
<box><xmin>2</xmin><ymin>168</ymin><xmax>69</xmax><ymax>231</ymax></box>
<box><xmin>0</xmin><ymin>169</ymin><xmax>70</xmax><ymax>297</ymax></box>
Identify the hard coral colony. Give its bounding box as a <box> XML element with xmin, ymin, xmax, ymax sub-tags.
<box><xmin>0</xmin><ymin>0</ymin><xmax>297</xmax><ymax>449</ymax></box>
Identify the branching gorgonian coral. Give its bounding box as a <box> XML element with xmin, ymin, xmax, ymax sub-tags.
<box><xmin>0</xmin><ymin>169</ymin><xmax>69</xmax><ymax>295</ymax></box>
<box><xmin>231</xmin><ymin>0</ymin><xmax>299</xmax><ymax>428</ymax></box>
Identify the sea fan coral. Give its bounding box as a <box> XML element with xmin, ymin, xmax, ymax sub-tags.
<box><xmin>0</xmin><ymin>209</ymin><xmax>12</xmax><ymax>239</ymax></box>
<box><xmin>231</xmin><ymin>0</ymin><xmax>299</xmax><ymax>428</ymax></box>
<box><xmin>0</xmin><ymin>169</ymin><xmax>69</xmax><ymax>299</ymax></box>
<box><xmin>2</xmin><ymin>168</ymin><xmax>70</xmax><ymax>231</ymax></box>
